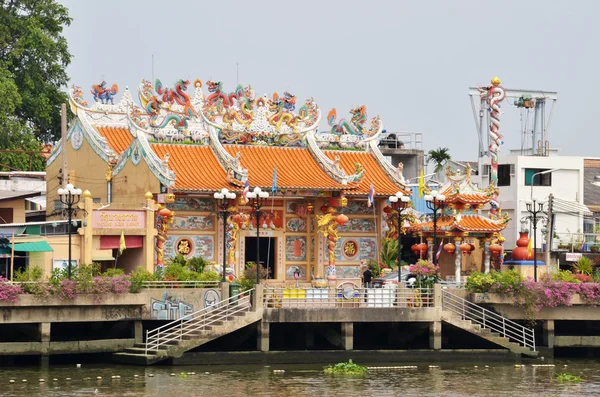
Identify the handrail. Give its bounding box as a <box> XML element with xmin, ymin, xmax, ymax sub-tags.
<box><xmin>144</xmin><ymin>288</ymin><xmax>254</xmax><ymax>355</ymax></box>
<box><xmin>442</xmin><ymin>290</ymin><xmax>535</xmax><ymax>351</ymax></box>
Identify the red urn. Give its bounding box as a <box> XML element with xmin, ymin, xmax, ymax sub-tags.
<box><xmin>443</xmin><ymin>242</ymin><xmax>456</xmax><ymax>255</ymax></box>
<box><xmin>489</xmin><ymin>243</ymin><xmax>502</xmax><ymax>258</ymax></box>
<box><xmin>512</xmin><ymin>232</ymin><xmax>534</xmax><ymax>260</ymax></box>
<box><xmin>159</xmin><ymin>208</ymin><xmax>172</xmax><ymax>217</ymax></box>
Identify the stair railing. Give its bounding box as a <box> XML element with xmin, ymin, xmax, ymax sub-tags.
<box><xmin>442</xmin><ymin>290</ymin><xmax>536</xmax><ymax>351</ymax></box>
<box><xmin>145</xmin><ymin>288</ymin><xmax>255</xmax><ymax>355</ymax></box>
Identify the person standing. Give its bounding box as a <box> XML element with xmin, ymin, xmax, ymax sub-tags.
<box><xmin>363</xmin><ymin>267</ymin><xmax>373</xmax><ymax>288</ymax></box>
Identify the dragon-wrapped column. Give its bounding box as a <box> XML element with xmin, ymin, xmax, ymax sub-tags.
<box><xmin>479</xmin><ymin>77</ymin><xmax>506</xmax><ymax>185</ymax></box>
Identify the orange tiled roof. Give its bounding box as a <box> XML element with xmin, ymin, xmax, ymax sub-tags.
<box><xmin>417</xmin><ymin>214</ymin><xmax>507</xmax><ymax>234</ymax></box>
<box><xmin>96</xmin><ymin>126</ymin><xmax>134</xmax><ymax>155</ymax></box>
<box><xmin>324</xmin><ymin>151</ymin><xmax>409</xmax><ymax>196</ymax></box>
<box><xmin>224</xmin><ymin>145</ymin><xmax>346</xmax><ymax>190</ymax></box>
<box><xmin>151</xmin><ymin>144</ymin><xmax>229</xmax><ymax>192</ymax></box>
<box><xmin>447</xmin><ymin>193</ymin><xmax>490</xmax><ymax>205</ymax></box>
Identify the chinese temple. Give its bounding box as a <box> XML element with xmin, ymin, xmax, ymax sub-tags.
<box><xmin>46</xmin><ymin>78</ymin><xmax>412</xmax><ymax>286</ymax></box>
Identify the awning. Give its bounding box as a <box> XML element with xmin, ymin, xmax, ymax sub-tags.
<box><xmin>0</xmin><ymin>226</ymin><xmax>26</xmax><ymax>236</ymax></box>
<box><xmin>92</xmin><ymin>256</ymin><xmax>115</xmax><ymax>261</ymax></box>
<box><xmin>10</xmin><ymin>241</ymin><xmax>53</xmax><ymax>252</ymax></box>
<box><xmin>100</xmin><ymin>235</ymin><xmax>143</xmax><ymax>250</ymax></box>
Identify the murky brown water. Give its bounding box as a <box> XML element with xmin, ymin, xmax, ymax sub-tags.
<box><xmin>0</xmin><ymin>360</ymin><xmax>598</xmax><ymax>396</ymax></box>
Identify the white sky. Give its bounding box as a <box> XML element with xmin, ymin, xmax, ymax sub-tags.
<box><xmin>59</xmin><ymin>0</ymin><xmax>599</xmax><ymax>162</ymax></box>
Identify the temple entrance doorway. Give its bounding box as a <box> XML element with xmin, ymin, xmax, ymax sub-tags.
<box><xmin>245</xmin><ymin>237</ymin><xmax>277</xmax><ymax>280</ymax></box>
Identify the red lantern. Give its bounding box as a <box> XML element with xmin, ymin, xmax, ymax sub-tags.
<box><xmin>336</xmin><ymin>213</ymin><xmax>348</xmax><ymax>226</ymax></box>
<box><xmin>320</xmin><ymin>205</ymin><xmax>329</xmax><ymax>213</ymax></box>
<box><xmin>411</xmin><ymin>244</ymin><xmax>419</xmax><ymax>254</ymax></box>
<box><xmin>443</xmin><ymin>242</ymin><xmax>456</xmax><ymax>254</ymax></box>
<box><xmin>307</xmin><ymin>202</ymin><xmax>314</xmax><ymax>214</ymax></box>
<box><xmin>159</xmin><ymin>208</ymin><xmax>172</xmax><ymax>217</ymax></box>
<box><xmin>489</xmin><ymin>243</ymin><xmax>502</xmax><ymax>258</ymax></box>
<box><xmin>460</xmin><ymin>242</ymin><xmax>472</xmax><ymax>255</ymax></box>
<box><xmin>417</xmin><ymin>243</ymin><xmax>428</xmax><ymax>257</ymax></box>
<box><xmin>232</xmin><ymin>213</ymin><xmax>243</xmax><ymax>227</ymax></box>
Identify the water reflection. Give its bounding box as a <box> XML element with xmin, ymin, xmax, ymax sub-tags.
<box><xmin>0</xmin><ymin>361</ymin><xmax>599</xmax><ymax>397</ymax></box>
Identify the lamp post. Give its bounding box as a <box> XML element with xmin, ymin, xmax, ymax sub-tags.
<box><xmin>57</xmin><ymin>184</ymin><xmax>83</xmax><ymax>279</ymax></box>
<box><xmin>529</xmin><ymin>168</ymin><xmax>560</xmax><ymax>199</ymax></box>
<box><xmin>247</xmin><ymin>187</ymin><xmax>269</xmax><ymax>284</ymax></box>
<box><xmin>214</xmin><ymin>188</ymin><xmax>237</xmax><ymax>282</ymax></box>
<box><xmin>389</xmin><ymin>191</ymin><xmax>411</xmax><ymax>284</ymax></box>
<box><xmin>424</xmin><ymin>190</ymin><xmax>446</xmax><ymax>265</ymax></box>
<box><xmin>525</xmin><ymin>197</ymin><xmax>546</xmax><ymax>282</ymax></box>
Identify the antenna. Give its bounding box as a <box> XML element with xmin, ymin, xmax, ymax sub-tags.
<box><xmin>236</xmin><ymin>62</ymin><xmax>239</xmax><ymax>85</ymax></box>
<box><xmin>152</xmin><ymin>54</ymin><xmax>155</xmax><ymax>83</ymax></box>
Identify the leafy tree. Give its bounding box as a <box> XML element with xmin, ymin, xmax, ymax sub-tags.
<box><xmin>0</xmin><ymin>0</ymin><xmax>72</xmax><ymax>143</ymax></box>
<box><xmin>0</xmin><ymin>117</ymin><xmax>45</xmax><ymax>171</ymax></box>
<box><xmin>427</xmin><ymin>147</ymin><xmax>451</xmax><ymax>173</ymax></box>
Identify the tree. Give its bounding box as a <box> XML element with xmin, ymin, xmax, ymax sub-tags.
<box><xmin>427</xmin><ymin>147</ymin><xmax>451</xmax><ymax>173</ymax></box>
<box><xmin>0</xmin><ymin>0</ymin><xmax>72</xmax><ymax>143</ymax></box>
<box><xmin>0</xmin><ymin>117</ymin><xmax>45</xmax><ymax>171</ymax></box>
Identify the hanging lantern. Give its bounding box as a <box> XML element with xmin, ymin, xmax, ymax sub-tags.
<box><xmin>336</xmin><ymin>213</ymin><xmax>349</xmax><ymax>226</ymax></box>
<box><xmin>489</xmin><ymin>243</ymin><xmax>502</xmax><ymax>258</ymax></box>
<box><xmin>320</xmin><ymin>205</ymin><xmax>329</xmax><ymax>213</ymax></box>
<box><xmin>411</xmin><ymin>244</ymin><xmax>419</xmax><ymax>254</ymax></box>
<box><xmin>460</xmin><ymin>242</ymin><xmax>472</xmax><ymax>255</ymax></box>
<box><xmin>417</xmin><ymin>243</ymin><xmax>428</xmax><ymax>257</ymax></box>
<box><xmin>307</xmin><ymin>202</ymin><xmax>314</xmax><ymax>214</ymax></box>
<box><xmin>443</xmin><ymin>242</ymin><xmax>456</xmax><ymax>254</ymax></box>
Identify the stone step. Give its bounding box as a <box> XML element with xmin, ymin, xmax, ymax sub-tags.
<box><xmin>123</xmin><ymin>347</ymin><xmax>158</xmax><ymax>355</ymax></box>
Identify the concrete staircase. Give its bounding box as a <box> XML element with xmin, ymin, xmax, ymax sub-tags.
<box><xmin>113</xmin><ymin>289</ymin><xmax>262</xmax><ymax>365</ymax></box>
<box><xmin>441</xmin><ymin>290</ymin><xmax>537</xmax><ymax>357</ymax></box>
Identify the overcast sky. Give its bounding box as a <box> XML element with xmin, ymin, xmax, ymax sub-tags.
<box><xmin>59</xmin><ymin>0</ymin><xmax>599</xmax><ymax>162</ymax></box>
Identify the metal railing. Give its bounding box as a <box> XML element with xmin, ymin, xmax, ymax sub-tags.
<box><xmin>442</xmin><ymin>290</ymin><xmax>535</xmax><ymax>351</ymax></box>
<box><xmin>144</xmin><ymin>288</ymin><xmax>254</xmax><ymax>355</ymax></box>
<box><xmin>140</xmin><ymin>280</ymin><xmax>220</xmax><ymax>289</ymax></box>
<box><xmin>263</xmin><ymin>286</ymin><xmax>434</xmax><ymax>308</ymax></box>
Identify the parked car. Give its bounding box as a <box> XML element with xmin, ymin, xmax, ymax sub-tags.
<box><xmin>372</xmin><ymin>272</ymin><xmax>417</xmax><ymax>288</ymax></box>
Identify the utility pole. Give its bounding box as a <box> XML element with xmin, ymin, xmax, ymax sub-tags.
<box><xmin>61</xmin><ymin>103</ymin><xmax>68</xmax><ymax>191</ymax></box>
<box><xmin>545</xmin><ymin>194</ymin><xmax>554</xmax><ymax>273</ymax></box>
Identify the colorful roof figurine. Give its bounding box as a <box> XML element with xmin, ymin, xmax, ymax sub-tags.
<box><xmin>55</xmin><ymin>77</ymin><xmax>409</xmax><ymax>197</ymax></box>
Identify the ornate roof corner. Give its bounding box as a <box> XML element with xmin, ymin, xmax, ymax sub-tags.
<box><xmin>206</xmin><ymin>125</ymin><xmax>248</xmax><ymax>187</ymax></box>
<box><xmin>133</xmin><ymin>127</ymin><xmax>177</xmax><ymax>188</ymax></box>
<box><xmin>69</xmin><ymin>84</ymin><xmax>89</xmax><ymax>113</ymax></box>
<box><xmin>316</xmin><ymin>106</ymin><xmax>383</xmax><ymax>150</ymax></box>
<box><xmin>367</xmin><ymin>138</ymin><xmax>407</xmax><ymax>187</ymax></box>
<box><xmin>306</xmin><ymin>130</ymin><xmax>360</xmax><ymax>185</ymax></box>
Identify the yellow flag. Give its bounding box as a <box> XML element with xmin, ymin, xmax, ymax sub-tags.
<box><xmin>526</xmin><ymin>233</ymin><xmax>533</xmax><ymax>258</ymax></box>
<box><xmin>418</xmin><ymin>169</ymin><xmax>425</xmax><ymax>198</ymax></box>
<box><xmin>119</xmin><ymin>230</ymin><xmax>126</xmax><ymax>255</ymax></box>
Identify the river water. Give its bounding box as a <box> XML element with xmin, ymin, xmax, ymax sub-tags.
<box><xmin>0</xmin><ymin>360</ymin><xmax>599</xmax><ymax>396</ymax></box>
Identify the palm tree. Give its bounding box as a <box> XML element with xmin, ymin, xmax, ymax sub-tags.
<box><xmin>427</xmin><ymin>147</ymin><xmax>451</xmax><ymax>173</ymax></box>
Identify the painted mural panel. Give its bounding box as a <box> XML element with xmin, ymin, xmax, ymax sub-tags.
<box><xmin>342</xmin><ymin>201</ymin><xmax>373</xmax><ymax>214</ymax></box>
<box><xmin>285</xmin><ymin>236</ymin><xmax>307</xmax><ymax>261</ymax></box>
<box><xmin>338</xmin><ymin>218</ymin><xmax>377</xmax><ymax>233</ymax></box>
<box><xmin>285</xmin><ymin>265</ymin><xmax>307</xmax><ymax>280</ymax></box>
<box><xmin>328</xmin><ymin>237</ymin><xmax>378</xmax><ymax>262</ymax></box>
<box><xmin>168</xmin><ymin>197</ymin><xmax>214</xmax><ymax>212</ymax></box>
<box><xmin>164</xmin><ymin>235</ymin><xmax>215</xmax><ymax>260</ymax></box>
<box><xmin>336</xmin><ymin>265</ymin><xmax>361</xmax><ymax>279</ymax></box>
<box><xmin>249</xmin><ymin>209</ymin><xmax>283</xmax><ymax>229</ymax></box>
<box><xmin>286</xmin><ymin>217</ymin><xmax>307</xmax><ymax>232</ymax></box>
<box><xmin>172</xmin><ymin>215</ymin><xmax>214</xmax><ymax>231</ymax></box>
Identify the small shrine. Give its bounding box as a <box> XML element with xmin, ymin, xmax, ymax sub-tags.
<box><xmin>411</xmin><ymin>165</ymin><xmax>510</xmax><ymax>283</ymax></box>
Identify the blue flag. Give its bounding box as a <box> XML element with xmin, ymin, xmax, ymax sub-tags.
<box><xmin>272</xmin><ymin>165</ymin><xmax>277</xmax><ymax>193</ymax></box>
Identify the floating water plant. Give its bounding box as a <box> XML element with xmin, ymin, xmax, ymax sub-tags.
<box><xmin>323</xmin><ymin>359</ymin><xmax>367</xmax><ymax>376</ymax></box>
<box><xmin>555</xmin><ymin>372</ymin><xmax>582</xmax><ymax>383</ymax></box>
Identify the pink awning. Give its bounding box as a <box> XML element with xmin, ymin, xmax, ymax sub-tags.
<box><xmin>100</xmin><ymin>235</ymin><xmax>143</xmax><ymax>249</ymax></box>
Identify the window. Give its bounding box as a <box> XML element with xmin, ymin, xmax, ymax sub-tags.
<box><xmin>498</xmin><ymin>164</ymin><xmax>511</xmax><ymax>186</ymax></box>
<box><xmin>525</xmin><ymin>168</ymin><xmax>552</xmax><ymax>186</ymax></box>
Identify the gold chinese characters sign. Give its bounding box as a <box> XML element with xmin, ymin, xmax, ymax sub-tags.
<box><xmin>176</xmin><ymin>238</ymin><xmax>193</xmax><ymax>257</ymax></box>
<box><xmin>343</xmin><ymin>240</ymin><xmax>359</xmax><ymax>259</ymax></box>
<box><xmin>92</xmin><ymin>210</ymin><xmax>146</xmax><ymax>229</ymax></box>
